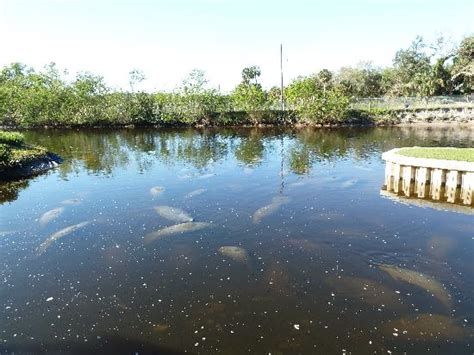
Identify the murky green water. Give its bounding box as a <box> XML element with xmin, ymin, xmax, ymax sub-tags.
<box><xmin>1</xmin><ymin>127</ymin><xmax>473</xmax><ymax>354</ymax></box>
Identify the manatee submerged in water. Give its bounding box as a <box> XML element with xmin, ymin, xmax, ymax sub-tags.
<box><xmin>327</xmin><ymin>276</ymin><xmax>407</xmax><ymax>311</ymax></box>
<box><xmin>37</xmin><ymin>221</ymin><xmax>90</xmax><ymax>255</ymax></box>
<box><xmin>185</xmin><ymin>189</ymin><xmax>206</xmax><ymax>198</ymax></box>
<box><xmin>378</xmin><ymin>264</ymin><xmax>452</xmax><ymax>309</ymax></box>
<box><xmin>150</xmin><ymin>186</ymin><xmax>165</xmax><ymax>197</ymax></box>
<box><xmin>39</xmin><ymin>207</ymin><xmax>65</xmax><ymax>226</ymax></box>
<box><xmin>252</xmin><ymin>196</ymin><xmax>290</xmax><ymax>224</ymax></box>
<box><xmin>154</xmin><ymin>206</ymin><xmax>193</xmax><ymax>223</ymax></box>
<box><xmin>382</xmin><ymin>314</ymin><xmax>470</xmax><ymax>341</ymax></box>
<box><xmin>144</xmin><ymin>222</ymin><xmax>211</xmax><ymax>243</ymax></box>
<box><xmin>218</xmin><ymin>246</ymin><xmax>249</xmax><ymax>264</ymax></box>
<box><xmin>61</xmin><ymin>198</ymin><xmax>81</xmax><ymax>205</ymax></box>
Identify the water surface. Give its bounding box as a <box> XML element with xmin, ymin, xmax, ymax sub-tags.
<box><xmin>1</xmin><ymin>127</ymin><xmax>473</xmax><ymax>353</ymax></box>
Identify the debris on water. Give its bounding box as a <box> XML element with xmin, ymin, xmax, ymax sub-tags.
<box><xmin>37</xmin><ymin>221</ymin><xmax>91</xmax><ymax>255</ymax></box>
<box><xmin>46</xmin><ymin>297</ymin><xmax>54</xmax><ymax>302</ymax></box>
<box><xmin>39</xmin><ymin>207</ymin><xmax>64</xmax><ymax>226</ymax></box>
<box><xmin>150</xmin><ymin>186</ymin><xmax>165</xmax><ymax>197</ymax></box>
<box><xmin>378</xmin><ymin>264</ymin><xmax>452</xmax><ymax>309</ymax></box>
<box><xmin>218</xmin><ymin>246</ymin><xmax>249</xmax><ymax>264</ymax></box>
<box><xmin>252</xmin><ymin>196</ymin><xmax>290</xmax><ymax>224</ymax></box>
<box><xmin>144</xmin><ymin>222</ymin><xmax>210</xmax><ymax>243</ymax></box>
<box><xmin>293</xmin><ymin>324</ymin><xmax>300</xmax><ymax>330</ymax></box>
<box><xmin>154</xmin><ymin>205</ymin><xmax>194</xmax><ymax>223</ymax></box>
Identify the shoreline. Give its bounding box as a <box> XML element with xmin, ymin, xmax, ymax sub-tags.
<box><xmin>2</xmin><ymin>106</ymin><xmax>473</xmax><ymax>130</ymax></box>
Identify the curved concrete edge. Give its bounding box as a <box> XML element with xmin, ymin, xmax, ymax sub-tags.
<box><xmin>0</xmin><ymin>152</ymin><xmax>63</xmax><ymax>180</ymax></box>
<box><xmin>382</xmin><ymin>148</ymin><xmax>474</xmax><ymax>172</ymax></box>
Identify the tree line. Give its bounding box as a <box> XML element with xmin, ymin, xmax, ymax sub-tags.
<box><xmin>0</xmin><ymin>35</ymin><xmax>472</xmax><ymax>127</ymax></box>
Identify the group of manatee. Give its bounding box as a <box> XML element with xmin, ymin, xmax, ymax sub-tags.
<box><xmin>32</xmin><ymin>183</ymin><xmax>471</xmax><ymax>342</ymax></box>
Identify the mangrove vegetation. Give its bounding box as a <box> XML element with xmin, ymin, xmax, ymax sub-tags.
<box><xmin>0</xmin><ymin>35</ymin><xmax>472</xmax><ymax>128</ymax></box>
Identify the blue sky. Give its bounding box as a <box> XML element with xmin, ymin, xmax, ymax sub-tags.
<box><xmin>1</xmin><ymin>0</ymin><xmax>473</xmax><ymax>92</ymax></box>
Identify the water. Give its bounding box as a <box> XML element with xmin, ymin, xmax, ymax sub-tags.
<box><xmin>1</xmin><ymin>127</ymin><xmax>473</xmax><ymax>354</ymax></box>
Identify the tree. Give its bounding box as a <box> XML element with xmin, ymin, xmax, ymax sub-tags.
<box><xmin>451</xmin><ymin>35</ymin><xmax>474</xmax><ymax>94</ymax></box>
<box><xmin>231</xmin><ymin>66</ymin><xmax>266</xmax><ymax>112</ymax></box>
<box><xmin>241</xmin><ymin>66</ymin><xmax>261</xmax><ymax>85</ymax></box>
<box><xmin>128</xmin><ymin>69</ymin><xmax>146</xmax><ymax>92</ymax></box>
<box><xmin>391</xmin><ymin>36</ymin><xmax>434</xmax><ymax>96</ymax></box>
<box><xmin>335</xmin><ymin>63</ymin><xmax>383</xmax><ymax>97</ymax></box>
<box><xmin>316</xmin><ymin>69</ymin><xmax>333</xmax><ymax>92</ymax></box>
<box><xmin>285</xmin><ymin>75</ymin><xmax>350</xmax><ymax>124</ymax></box>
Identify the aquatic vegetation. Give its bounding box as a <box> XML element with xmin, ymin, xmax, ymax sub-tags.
<box><xmin>218</xmin><ymin>246</ymin><xmax>249</xmax><ymax>265</ymax></box>
<box><xmin>154</xmin><ymin>205</ymin><xmax>194</xmax><ymax>223</ymax></box>
<box><xmin>36</xmin><ymin>221</ymin><xmax>90</xmax><ymax>255</ymax></box>
<box><xmin>383</xmin><ymin>314</ymin><xmax>470</xmax><ymax>341</ymax></box>
<box><xmin>149</xmin><ymin>186</ymin><xmax>165</xmax><ymax>197</ymax></box>
<box><xmin>39</xmin><ymin>207</ymin><xmax>64</xmax><ymax>226</ymax></box>
<box><xmin>252</xmin><ymin>195</ymin><xmax>290</xmax><ymax>224</ymax></box>
<box><xmin>185</xmin><ymin>188</ymin><xmax>206</xmax><ymax>198</ymax></box>
<box><xmin>378</xmin><ymin>264</ymin><xmax>452</xmax><ymax>309</ymax></box>
<box><xmin>144</xmin><ymin>222</ymin><xmax>210</xmax><ymax>243</ymax></box>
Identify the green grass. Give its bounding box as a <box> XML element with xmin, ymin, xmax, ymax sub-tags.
<box><xmin>0</xmin><ymin>131</ymin><xmax>48</xmax><ymax>169</ymax></box>
<box><xmin>397</xmin><ymin>147</ymin><xmax>474</xmax><ymax>162</ymax></box>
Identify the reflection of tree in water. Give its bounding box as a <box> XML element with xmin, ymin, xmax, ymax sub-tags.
<box><xmin>0</xmin><ymin>179</ymin><xmax>30</xmax><ymax>204</ymax></box>
<box><xmin>18</xmin><ymin>126</ymin><xmax>474</xmax><ymax>179</ymax></box>
<box><xmin>234</xmin><ymin>129</ymin><xmax>266</xmax><ymax>166</ymax></box>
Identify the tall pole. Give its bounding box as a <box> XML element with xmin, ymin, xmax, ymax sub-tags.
<box><xmin>280</xmin><ymin>44</ymin><xmax>284</xmax><ymax>111</ymax></box>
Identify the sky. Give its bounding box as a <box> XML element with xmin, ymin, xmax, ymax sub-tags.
<box><xmin>1</xmin><ymin>0</ymin><xmax>473</xmax><ymax>92</ymax></box>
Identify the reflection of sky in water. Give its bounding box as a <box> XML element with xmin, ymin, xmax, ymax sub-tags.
<box><xmin>0</xmin><ymin>127</ymin><xmax>473</xmax><ymax>353</ymax></box>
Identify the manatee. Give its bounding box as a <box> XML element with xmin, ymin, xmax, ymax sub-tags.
<box><xmin>61</xmin><ymin>198</ymin><xmax>81</xmax><ymax>205</ymax></box>
<box><xmin>218</xmin><ymin>246</ymin><xmax>249</xmax><ymax>264</ymax></box>
<box><xmin>341</xmin><ymin>179</ymin><xmax>358</xmax><ymax>189</ymax></box>
<box><xmin>379</xmin><ymin>264</ymin><xmax>452</xmax><ymax>309</ymax></box>
<box><xmin>382</xmin><ymin>314</ymin><xmax>470</xmax><ymax>341</ymax></box>
<box><xmin>144</xmin><ymin>222</ymin><xmax>210</xmax><ymax>243</ymax></box>
<box><xmin>37</xmin><ymin>221</ymin><xmax>90</xmax><ymax>255</ymax></box>
<box><xmin>154</xmin><ymin>206</ymin><xmax>193</xmax><ymax>223</ymax></box>
<box><xmin>185</xmin><ymin>189</ymin><xmax>206</xmax><ymax>198</ymax></box>
<box><xmin>198</xmin><ymin>173</ymin><xmax>215</xmax><ymax>179</ymax></box>
<box><xmin>252</xmin><ymin>196</ymin><xmax>290</xmax><ymax>224</ymax></box>
<box><xmin>327</xmin><ymin>276</ymin><xmax>407</xmax><ymax>311</ymax></box>
<box><xmin>150</xmin><ymin>186</ymin><xmax>165</xmax><ymax>197</ymax></box>
<box><xmin>39</xmin><ymin>207</ymin><xmax>64</xmax><ymax>226</ymax></box>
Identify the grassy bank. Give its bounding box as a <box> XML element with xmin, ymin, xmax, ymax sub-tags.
<box><xmin>397</xmin><ymin>147</ymin><xmax>474</xmax><ymax>162</ymax></box>
<box><xmin>0</xmin><ymin>131</ymin><xmax>48</xmax><ymax>170</ymax></box>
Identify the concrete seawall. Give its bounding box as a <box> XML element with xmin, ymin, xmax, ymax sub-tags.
<box><xmin>384</xmin><ymin>107</ymin><xmax>474</xmax><ymax>124</ymax></box>
<box><xmin>382</xmin><ymin>148</ymin><xmax>474</xmax><ymax>206</ymax></box>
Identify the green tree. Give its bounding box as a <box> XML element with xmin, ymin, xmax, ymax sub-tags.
<box><xmin>231</xmin><ymin>66</ymin><xmax>266</xmax><ymax>113</ymax></box>
<box><xmin>451</xmin><ymin>35</ymin><xmax>474</xmax><ymax>94</ymax></box>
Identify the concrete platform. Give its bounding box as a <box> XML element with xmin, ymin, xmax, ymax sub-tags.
<box><xmin>382</xmin><ymin>148</ymin><xmax>474</xmax><ymax>206</ymax></box>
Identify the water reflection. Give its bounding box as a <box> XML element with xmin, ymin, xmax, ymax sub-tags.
<box><xmin>14</xmin><ymin>127</ymin><xmax>474</xmax><ymax>182</ymax></box>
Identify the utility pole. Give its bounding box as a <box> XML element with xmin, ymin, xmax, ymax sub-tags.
<box><xmin>280</xmin><ymin>44</ymin><xmax>284</xmax><ymax>111</ymax></box>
